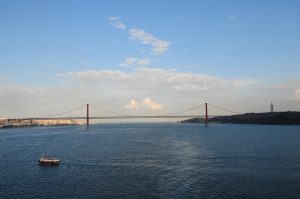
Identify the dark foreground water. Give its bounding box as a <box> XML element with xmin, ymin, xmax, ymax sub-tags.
<box><xmin>1</xmin><ymin>123</ymin><xmax>300</xmax><ymax>199</ymax></box>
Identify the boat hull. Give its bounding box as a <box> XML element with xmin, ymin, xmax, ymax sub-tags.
<box><xmin>38</xmin><ymin>160</ymin><xmax>60</xmax><ymax>165</ymax></box>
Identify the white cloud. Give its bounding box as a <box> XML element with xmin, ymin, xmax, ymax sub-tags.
<box><xmin>67</xmin><ymin>69</ymin><xmax>127</xmax><ymax>82</ymax></box>
<box><xmin>108</xmin><ymin>16</ymin><xmax>126</xmax><ymax>29</ymax></box>
<box><xmin>120</xmin><ymin>57</ymin><xmax>152</xmax><ymax>66</ymax></box>
<box><xmin>124</xmin><ymin>98</ymin><xmax>162</xmax><ymax>110</ymax></box>
<box><xmin>129</xmin><ymin>28</ymin><xmax>171</xmax><ymax>55</ymax></box>
<box><xmin>66</xmin><ymin>67</ymin><xmax>256</xmax><ymax>92</ymax></box>
<box><xmin>142</xmin><ymin>97</ymin><xmax>162</xmax><ymax>110</ymax></box>
<box><xmin>291</xmin><ymin>89</ymin><xmax>300</xmax><ymax>101</ymax></box>
<box><xmin>125</xmin><ymin>100</ymin><xmax>139</xmax><ymax>109</ymax></box>
<box><xmin>108</xmin><ymin>18</ymin><xmax>171</xmax><ymax>54</ymax></box>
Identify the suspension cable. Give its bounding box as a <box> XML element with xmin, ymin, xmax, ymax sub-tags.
<box><xmin>207</xmin><ymin>103</ymin><xmax>240</xmax><ymax>115</ymax></box>
<box><xmin>167</xmin><ymin>103</ymin><xmax>205</xmax><ymax>115</ymax></box>
<box><xmin>90</xmin><ymin>104</ymin><xmax>132</xmax><ymax>116</ymax></box>
<box><xmin>40</xmin><ymin>105</ymin><xmax>86</xmax><ymax>118</ymax></box>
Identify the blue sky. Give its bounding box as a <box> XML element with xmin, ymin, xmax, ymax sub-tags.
<box><xmin>0</xmin><ymin>0</ymin><xmax>300</xmax><ymax>118</ymax></box>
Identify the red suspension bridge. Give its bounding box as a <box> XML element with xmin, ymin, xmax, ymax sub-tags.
<box><xmin>2</xmin><ymin>103</ymin><xmax>239</xmax><ymax>127</ymax></box>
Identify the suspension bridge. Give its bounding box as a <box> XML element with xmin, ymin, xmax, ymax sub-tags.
<box><xmin>2</xmin><ymin>103</ymin><xmax>239</xmax><ymax>127</ymax></box>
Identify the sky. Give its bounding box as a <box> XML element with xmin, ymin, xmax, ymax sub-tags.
<box><xmin>0</xmin><ymin>0</ymin><xmax>300</xmax><ymax>118</ymax></box>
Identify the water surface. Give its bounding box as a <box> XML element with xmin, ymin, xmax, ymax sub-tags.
<box><xmin>1</xmin><ymin>123</ymin><xmax>300</xmax><ymax>198</ymax></box>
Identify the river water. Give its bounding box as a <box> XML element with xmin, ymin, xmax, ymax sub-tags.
<box><xmin>0</xmin><ymin>123</ymin><xmax>300</xmax><ymax>199</ymax></box>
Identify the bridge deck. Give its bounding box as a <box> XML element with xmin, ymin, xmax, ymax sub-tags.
<box><xmin>8</xmin><ymin>115</ymin><xmax>223</xmax><ymax>120</ymax></box>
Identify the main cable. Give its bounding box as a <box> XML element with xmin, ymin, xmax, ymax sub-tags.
<box><xmin>40</xmin><ymin>105</ymin><xmax>86</xmax><ymax>118</ymax></box>
<box><xmin>167</xmin><ymin>103</ymin><xmax>205</xmax><ymax>115</ymax></box>
<box><xmin>207</xmin><ymin>103</ymin><xmax>240</xmax><ymax>115</ymax></box>
<box><xmin>90</xmin><ymin>104</ymin><xmax>132</xmax><ymax>116</ymax></box>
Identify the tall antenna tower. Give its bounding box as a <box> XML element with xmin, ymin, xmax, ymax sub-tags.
<box><xmin>270</xmin><ymin>102</ymin><xmax>274</xmax><ymax>112</ymax></box>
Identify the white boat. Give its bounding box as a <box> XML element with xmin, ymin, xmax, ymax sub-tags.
<box><xmin>38</xmin><ymin>154</ymin><xmax>60</xmax><ymax>165</ymax></box>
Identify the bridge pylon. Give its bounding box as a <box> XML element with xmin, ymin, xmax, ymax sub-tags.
<box><xmin>86</xmin><ymin>104</ymin><xmax>89</xmax><ymax>127</ymax></box>
<box><xmin>205</xmin><ymin>103</ymin><xmax>208</xmax><ymax>126</ymax></box>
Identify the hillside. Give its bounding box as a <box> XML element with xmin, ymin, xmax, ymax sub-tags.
<box><xmin>181</xmin><ymin>112</ymin><xmax>300</xmax><ymax>125</ymax></box>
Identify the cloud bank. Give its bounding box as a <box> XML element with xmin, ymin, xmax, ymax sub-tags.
<box><xmin>2</xmin><ymin>73</ymin><xmax>300</xmax><ymax>118</ymax></box>
<box><xmin>66</xmin><ymin>67</ymin><xmax>255</xmax><ymax>92</ymax></box>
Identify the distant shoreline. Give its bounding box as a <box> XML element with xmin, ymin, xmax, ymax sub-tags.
<box><xmin>0</xmin><ymin>123</ymin><xmax>79</xmax><ymax>129</ymax></box>
<box><xmin>181</xmin><ymin>111</ymin><xmax>300</xmax><ymax>125</ymax></box>
<box><xmin>0</xmin><ymin>119</ymin><xmax>80</xmax><ymax>129</ymax></box>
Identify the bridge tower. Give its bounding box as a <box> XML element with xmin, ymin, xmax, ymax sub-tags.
<box><xmin>86</xmin><ymin>104</ymin><xmax>89</xmax><ymax>127</ymax></box>
<box><xmin>205</xmin><ymin>103</ymin><xmax>208</xmax><ymax>126</ymax></box>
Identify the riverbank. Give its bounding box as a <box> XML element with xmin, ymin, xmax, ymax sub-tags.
<box><xmin>0</xmin><ymin>119</ymin><xmax>79</xmax><ymax>129</ymax></box>
<box><xmin>181</xmin><ymin>111</ymin><xmax>300</xmax><ymax>125</ymax></box>
<box><xmin>0</xmin><ymin>123</ymin><xmax>79</xmax><ymax>129</ymax></box>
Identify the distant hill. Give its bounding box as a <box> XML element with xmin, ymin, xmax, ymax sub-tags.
<box><xmin>181</xmin><ymin>112</ymin><xmax>300</xmax><ymax>125</ymax></box>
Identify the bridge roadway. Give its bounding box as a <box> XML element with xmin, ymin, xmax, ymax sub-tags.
<box><xmin>25</xmin><ymin>115</ymin><xmax>222</xmax><ymax>120</ymax></box>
